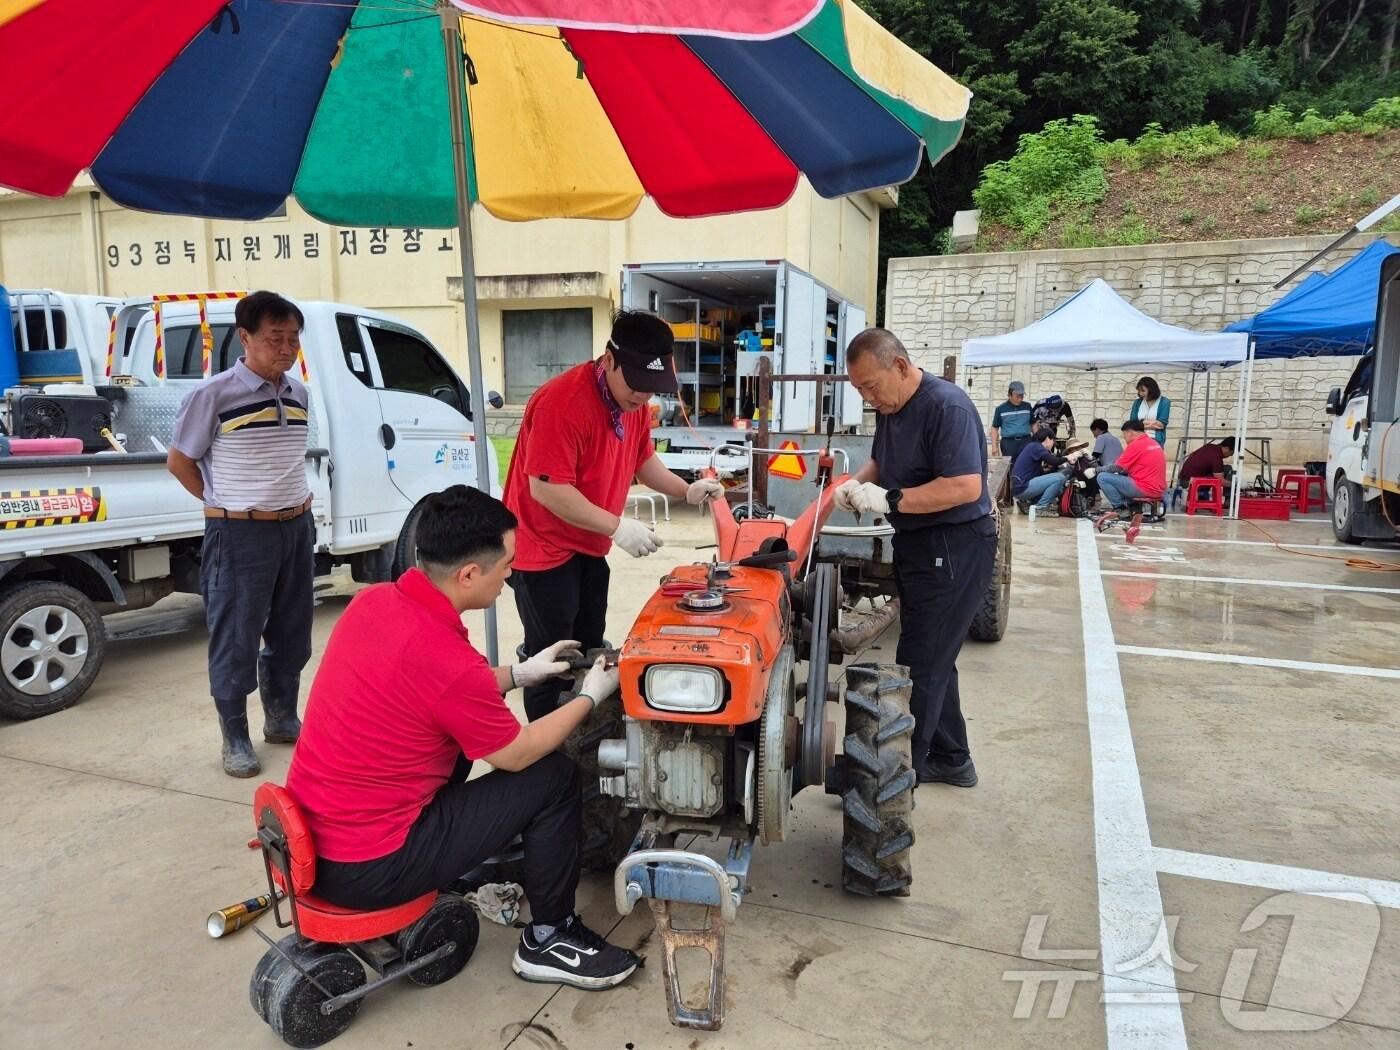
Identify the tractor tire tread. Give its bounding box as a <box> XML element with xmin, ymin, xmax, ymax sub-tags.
<box><xmin>840</xmin><ymin>664</ymin><xmax>915</xmax><ymax>898</ymax></box>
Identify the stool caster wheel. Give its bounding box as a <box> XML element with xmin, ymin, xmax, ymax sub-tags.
<box><xmin>396</xmin><ymin>894</ymin><xmax>480</xmax><ymax>987</ymax></box>
<box><xmin>251</xmin><ymin>935</ymin><xmax>366</xmax><ymax>1048</ymax></box>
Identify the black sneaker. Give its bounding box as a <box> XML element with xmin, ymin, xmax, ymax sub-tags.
<box><xmin>511</xmin><ymin>914</ymin><xmax>641</xmax><ymax>990</ymax></box>
<box><xmin>917</xmin><ymin>756</ymin><xmax>978</xmax><ymax>788</ymax></box>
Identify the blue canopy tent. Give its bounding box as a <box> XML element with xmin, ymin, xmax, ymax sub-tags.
<box><xmin>1226</xmin><ymin>239</ymin><xmax>1400</xmax><ymax>357</ymax></box>
<box><xmin>1217</xmin><ymin>239</ymin><xmax>1398</xmax><ymax>512</ymax></box>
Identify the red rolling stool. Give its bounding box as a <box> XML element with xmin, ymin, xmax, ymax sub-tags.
<box><xmin>247</xmin><ymin>784</ymin><xmax>479</xmax><ymax>1048</ymax></box>
<box><xmin>1280</xmin><ymin>473</ymin><xmax>1326</xmax><ymax>513</ymax></box>
<box><xmin>1185</xmin><ymin>477</ymin><xmax>1225</xmax><ymax>516</ymax></box>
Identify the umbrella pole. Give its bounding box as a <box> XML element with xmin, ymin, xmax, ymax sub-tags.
<box><xmin>441</xmin><ymin>4</ymin><xmax>499</xmax><ymax>664</ymax></box>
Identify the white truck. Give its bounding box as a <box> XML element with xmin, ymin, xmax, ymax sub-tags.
<box><xmin>621</xmin><ymin>260</ymin><xmax>867</xmax><ymax>476</ymax></box>
<box><xmin>0</xmin><ymin>290</ymin><xmax>499</xmax><ymax>719</ymax></box>
<box><xmin>1324</xmin><ymin>350</ymin><xmax>1372</xmax><ymax>541</ymax></box>
<box><xmin>1327</xmin><ymin>253</ymin><xmax>1400</xmax><ymax>542</ymax></box>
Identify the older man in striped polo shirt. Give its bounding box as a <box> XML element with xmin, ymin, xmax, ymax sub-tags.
<box><xmin>168</xmin><ymin>291</ymin><xmax>315</xmax><ymax>778</ymax></box>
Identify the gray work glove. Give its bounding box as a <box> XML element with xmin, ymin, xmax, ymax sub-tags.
<box><xmin>578</xmin><ymin>655</ymin><xmax>620</xmax><ymax>709</ymax></box>
<box><xmin>510</xmin><ymin>639</ymin><xmax>580</xmax><ymax>689</ymax></box>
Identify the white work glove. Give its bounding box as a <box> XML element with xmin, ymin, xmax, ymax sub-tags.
<box><xmin>612</xmin><ymin>516</ymin><xmax>662</xmax><ymax>558</ymax></box>
<box><xmin>849</xmin><ymin>482</ymin><xmax>891</xmax><ymax>515</ymax></box>
<box><xmin>833</xmin><ymin>479</ymin><xmax>862</xmax><ymax>512</ymax></box>
<box><xmin>510</xmin><ymin>639</ymin><xmax>580</xmax><ymax>689</ymax></box>
<box><xmin>686</xmin><ymin>477</ymin><xmax>724</xmax><ymax>505</ymax></box>
<box><xmin>577</xmin><ymin>655</ymin><xmax>620</xmax><ymax>709</ymax></box>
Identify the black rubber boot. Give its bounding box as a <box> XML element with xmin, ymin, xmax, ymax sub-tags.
<box><xmin>260</xmin><ymin>669</ymin><xmax>302</xmax><ymax>744</ymax></box>
<box><xmin>218</xmin><ymin>711</ymin><xmax>262</xmax><ymax>778</ymax></box>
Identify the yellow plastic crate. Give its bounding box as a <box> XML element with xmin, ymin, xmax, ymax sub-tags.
<box><xmin>670</xmin><ymin>322</ymin><xmax>723</xmax><ymax>343</ymax></box>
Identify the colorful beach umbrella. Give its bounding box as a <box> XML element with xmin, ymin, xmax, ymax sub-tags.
<box><xmin>0</xmin><ymin>0</ymin><xmax>968</xmax><ymax>221</ymax></box>
<box><xmin>0</xmin><ymin>0</ymin><xmax>969</xmax><ymax>658</ymax></box>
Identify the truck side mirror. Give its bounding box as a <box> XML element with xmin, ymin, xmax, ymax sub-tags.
<box><xmin>488</xmin><ymin>390</ymin><xmax>504</xmax><ymax>410</ymax></box>
<box><xmin>1325</xmin><ymin>387</ymin><xmax>1343</xmax><ymax>415</ymax></box>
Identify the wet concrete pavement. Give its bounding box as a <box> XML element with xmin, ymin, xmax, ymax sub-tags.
<box><xmin>1</xmin><ymin>501</ymin><xmax>1397</xmax><ymax>1048</ymax></box>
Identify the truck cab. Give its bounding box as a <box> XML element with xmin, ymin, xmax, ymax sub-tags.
<box><xmin>1324</xmin><ymin>349</ymin><xmax>1371</xmax><ymax>503</ymax></box>
<box><xmin>1333</xmin><ymin>255</ymin><xmax>1400</xmax><ymax>543</ymax></box>
<box><xmin>5</xmin><ymin>288</ymin><xmax>122</xmax><ymax>385</ymax></box>
<box><xmin>113</xmin><ymin>296</ymin><xmax>500</xmax><ymax>560</ymax></box>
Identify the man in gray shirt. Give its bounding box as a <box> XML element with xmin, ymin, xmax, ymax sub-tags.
<box><xmin>1090</xmin><ymin>418</ymin><xmax>1123</xmax><ymax>469</ymax></box>
<box><xmin>168</xmin><ymin>291</ymin><xmax>314</xmax><ymax>777</ymax></box>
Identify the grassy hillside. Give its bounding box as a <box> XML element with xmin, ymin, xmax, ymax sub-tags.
<box><xmin>974</xmin><ymin>102</ymin><xmax>1400</xmax><ymax>252</ymax></box>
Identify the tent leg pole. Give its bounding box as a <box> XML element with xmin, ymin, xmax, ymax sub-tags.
<box><xmin>1171</xmin><ymin>371</ymin><xmax>1198</xmax><ymax>499</ymax></box>
<box><xmin>442</xmin><ymin>3</ymin><xmax>498</xmax><ymax>664</ymax></box>
<box><xmin>1230</xmin><ymin>341</ymin><xmax>1254</xmax><ymax>519</ymax></box>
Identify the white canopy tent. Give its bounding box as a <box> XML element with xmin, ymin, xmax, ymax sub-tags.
<box><xmin>962</xmin><ymin>278</ymin><xmax>1255</xmax><ymax>515</ymax></box>
<box><xmin>963</xmin><ymin>278</ymin><xmax>1249</xmax><ymax>369</ymax></box>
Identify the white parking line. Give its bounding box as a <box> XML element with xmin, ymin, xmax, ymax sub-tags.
<box><xmin>1101</xmin><ymin>571</ymin><xmax>1400</xmax><ymax>595</ymax></box>
<box><xmin>1116</xmin><ymin>645</ymin><xmax>1400</xmax><ymax>680</ymax></box>
<box><xmin>1077</xmin><ymin>520</ymin><xmax>1189</xmax><ymax>1048</ymax></box>
<box><xmin>1153</xmin><ymin>848</ymin><xmax>1400</xmax><ymax>910</ymax></box>
<box><xmin>1096</xmin><ymin>534</ymin><xmax>1400</xmax><ymax>557</ymax></box>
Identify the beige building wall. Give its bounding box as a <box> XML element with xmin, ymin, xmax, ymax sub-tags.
<box><xmin>885</xmin><ymin>235</ymin><xmax>1379</xmax><ymax>470</ymax></box>
<box><xmin>0</xmin><ymin>177</ymin><xmax>885</xmax><ymax>424</ymax></box>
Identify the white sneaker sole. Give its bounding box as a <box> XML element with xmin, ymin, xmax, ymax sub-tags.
<box><xmin>511</xmin><ymin>952</ymin><xmax>638</xmax><ymax>989</ymax></box>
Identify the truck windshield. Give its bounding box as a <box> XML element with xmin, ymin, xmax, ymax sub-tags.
<box><xmin>1343</xmin><ymin>353</ymin><xmax>1373</xmax><ymax>404</ymax></box>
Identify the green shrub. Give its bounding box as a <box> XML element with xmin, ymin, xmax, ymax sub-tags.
<box><xmin>1252</xmin><ymin>198</ymin><xmax>1274</xmax><ymax>214</ymax></box>
<box><xmin>973</xmin><ymin>115</ymin><xmax>1108</xmax><ymax>238</ymax></box>
<box><xmin>1252</xmin><ymin>104</ymin><xmax>1296</xmax><ymax>139</ymax></box>
<box><xmin>1359</xmin><ymin>186</ymin><xmax>1381</xmax><ymax>207</ymax></box>
<box><xmin>1295</xmin><ymin>205</ymin><xmax>1328</xmax><ymax>225</ymax></box>
<box><xmin>1199</xmin><ymin>216</ymin><xmax>1219</xmax><ymax>235</ymax></box>
<box><xmin>1249</xmin><ymin>98</ymin><xmax>1400</xmax><ymax>140</ymax></box>
<box><xmin>1363</xmin><ymin>97</ymin><xmax>1400</xmax><ymax>129</ymax></box>
<box><xmin>1179</xmin><ymin>210</ymin><xmax>1197</xmax><ymax>225</ymax></box>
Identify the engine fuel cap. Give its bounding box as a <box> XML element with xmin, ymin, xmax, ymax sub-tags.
<box><xmin>679</xmin><ymin>589</ymin><xmax>726</xmax><ymax>610</ymax></box>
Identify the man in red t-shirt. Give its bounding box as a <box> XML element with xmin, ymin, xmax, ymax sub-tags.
<box><xmin>286</xmin><ymin>485</ymin><xmax>641</xmax><ymax>990</ymax></box>
<box><xmin>504</xmin><ymin>311</ymin><xmax>722</xmax><ymax>720</ymax></box>
<box><xmin>1098</xmin><ymin>418</ymin><xmax>1167</xmax><ymax>511</ymax></box>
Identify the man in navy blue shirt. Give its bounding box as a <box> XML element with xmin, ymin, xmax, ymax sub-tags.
<box><xmin>835</xmin><ymin>329</ymin><xmax>995</xmax><ymax>789</ymax></box>
<box><xmin>1011</xmin><ymin>430</ymin><xmax>1068</xmax><ymax>512</ymax></box>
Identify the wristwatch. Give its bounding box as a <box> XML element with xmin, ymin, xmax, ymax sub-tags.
<box><xmin>886</xmin><ymin>488</ymin><xmax>904</xmax><ymax>511</ymax></box>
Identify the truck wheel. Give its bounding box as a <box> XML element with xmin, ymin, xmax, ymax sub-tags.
<box><xmin>840</xmin><ymin>663</ymin><xmax>915</xmax><ymax>897</ymax></box>
<box><xmin>564</xmin><ymin>687</ymin><xmax>643</xmax><ymax>870</ymax></box>
<box><xmin>0</xmin><ymin>581</ymin><xmax>107</xmax><ymax>720</ymax></box>
<box><xmin>391</xmin><ymin>502</ymin><xmax>424</xmax><ymax>579</ymax></box>
<box><xmin>967</xmin><ymin>508</ymin><xmax>1011</xmax><ymax>642</ymax></box>
<box><xmin>1332</xmin><ymin>473</ymin><xmax>1362</xmax><ymax>545</ymax></box>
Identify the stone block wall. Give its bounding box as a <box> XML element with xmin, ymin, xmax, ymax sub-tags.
<box><xmin>885</xmin><ymin>235</ymin><xmax>1377</xmax><ymax>468</ymax></box>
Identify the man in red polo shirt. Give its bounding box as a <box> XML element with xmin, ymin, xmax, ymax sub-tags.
<box><xmin>504</xmin><ymin>310</ymin><xmax>722</xmax><ymax>720</ymax></box>
<box><xmin>1097</xmin><ymin>418</ymin><xmax>1167</xmax><ymax>513</ymax></box>
<box><xmin>286</xmin><ymin>485</ymin><xmax>641</xmax><ymax>990</ymax></box>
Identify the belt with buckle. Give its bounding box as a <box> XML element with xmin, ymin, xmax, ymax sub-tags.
<box><xmin>204</xmin><ymin>498</ymin><xmax>312</xmax><ymax>522</ymax></box>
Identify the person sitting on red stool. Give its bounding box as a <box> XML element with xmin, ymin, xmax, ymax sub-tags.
<box><xmin>1172</xmin><ymin>436</ymin><xmax>1235</xmax><ymax>509</ymax></box>
<box><xmin>285</xmin><ymin>484</ymin><xmax>640</xmax><ymax>990</ymax></box>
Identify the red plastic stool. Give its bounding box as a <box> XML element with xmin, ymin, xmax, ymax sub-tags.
<box><xmin>1279</xmin><ymin>474</ymin><xmax>1325</xmax><ymax>513</ymax></box>
<box><xmin>1185</xmin><ymin>477</ymin><xmax>1225</xmax><ymax>516</ymax></box>
<box><xmin>247</xmin><ymin>783</ymin><xmax>479</xmax><ymax>1047</ymax></box>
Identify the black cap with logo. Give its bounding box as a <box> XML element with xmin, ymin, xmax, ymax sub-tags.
<box><xmin>608</xmin><ymin>311</ymin><xmax>679</xmax><ymax>394</ymax></box>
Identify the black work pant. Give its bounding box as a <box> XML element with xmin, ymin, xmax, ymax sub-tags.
<box><xmin>892</xmin><ymin>516</ymin><xmax>998</xmax><ymax>764</ymax></box>
<box><xmin>1000</xmin><ymin>435</ymin><xmax>1032</xmax><ymax>463</ymax></box>
<box><xmin>313</xmin><ymin>751</ymin><xmax>582</xmax><ymax>925</ymax></box>
<box><xmin>200</xmin><ymin>513</ymin><xmax>314</xmax><ymax>717</ymax></box>
<box><xmin>509</xmin><ymin>553</ymin><xmax>609</xmax><ymax>721</ymax></box>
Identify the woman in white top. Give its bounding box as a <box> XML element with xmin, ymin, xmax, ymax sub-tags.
<box><xmin>1129</xmin><ymin>376</ymin><xmax>1171</xmax><ymax>448</ymax></box>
